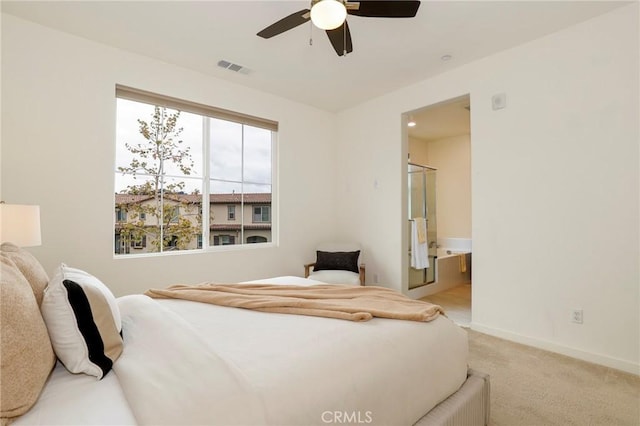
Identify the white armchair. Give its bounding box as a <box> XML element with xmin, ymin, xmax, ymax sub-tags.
<box><xmin>304</xmin><ymin>243</ymin><xmax>365</xmax><ymax>286</ymax></box>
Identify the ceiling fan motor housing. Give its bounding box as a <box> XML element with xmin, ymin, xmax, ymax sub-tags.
<box><xmin>257</xmin><ymin>1</ymin><xmax>421</xmax><ymax>56</ymax></box>
<box><xmin>310</xmin><ymin>0</ymin><xmax>348</xmax><ymax>31</ymax></box>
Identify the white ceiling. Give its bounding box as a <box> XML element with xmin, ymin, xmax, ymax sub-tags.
<box><xmin>1</xmin><ymin>0</ymin><xmax>630</xmax><ymax>112</ymax></box>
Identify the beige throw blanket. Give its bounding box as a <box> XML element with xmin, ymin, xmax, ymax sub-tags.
<box><xmin>145</xmin><ymin>283</ymin><xmax>444</xmax><ymax>322</ymax></box>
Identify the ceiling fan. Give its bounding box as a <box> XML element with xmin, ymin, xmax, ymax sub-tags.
<box><xmin>257</xmin><ymin>0</ymin><xmax>421</xmax><ymax>56</ymax></box>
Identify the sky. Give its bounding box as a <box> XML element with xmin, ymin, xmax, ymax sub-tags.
<box><xmin>115</xmin><ymin>98</ymin><xmax>272</xmax><ymax>195</ymax></box>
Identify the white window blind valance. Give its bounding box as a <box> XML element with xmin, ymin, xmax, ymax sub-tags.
<box><xmin>116</xmin><ymin>85</ymin><xmax>278</xmax><ymax>132</ymax></box>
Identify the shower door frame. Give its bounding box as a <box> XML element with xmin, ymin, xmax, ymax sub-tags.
<box><xmin>408</xmin><ymin>162</ymin><xmax>437</xmax><ymax>288</ymax></box>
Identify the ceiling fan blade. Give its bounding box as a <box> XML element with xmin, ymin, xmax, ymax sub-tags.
<box><xmin>325</xmin><ymin>21</ymin><xmax>353</xmax><ymax>57</ymax></box>
<box><xmin>257</xmin><ymin>9</ymin><xmax>311</xmax><ymax>38</ymax></box>
<box><xmin>347</xmin><ymin>1</ymin><xmax>420</xmax><ymax>18</ymax></box>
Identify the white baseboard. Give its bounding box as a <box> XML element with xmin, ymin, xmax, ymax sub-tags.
<box><xmin>470</xmin><ymin>322</ymin><xmax>640</xmax><ymax>376</ymax></box>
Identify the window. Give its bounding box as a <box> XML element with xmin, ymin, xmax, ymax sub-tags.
<box><xmin>115</xmin><ymin>234</ymin><xmax>129</xmax><ymax>255</ymax></box>
<box><xmin>115</xmin><ymin>86</ymin><xmax>277</xmax><ymax>255</ymax></box>
<box><xmin>167</xmin><ymin>235</ymin><xmax>179</xmax><ymax>250</ymax></box>
<box><xmin>167</xmin><ymin>205</ymin><xmax>180</xmax><ymax>223</ymax></box>
<box><xmin>131</xmin><ymin>235</ymin><xmax>147</xmax><ymax>249</ymax></box>
<box><xmin>214</xmin><ymin>235</ymin><xmax>235</xmax><ymax>246</ymax></box>
<box><xmin>247</xmin><ymin>236</ymin><xmax>267</xmax><ymax>244</ymax></box>
<box><xmin>116</xmin><ymin>208</ymin><xmax>127</xmax><ymax>222</ymax></box>
<box><xmin>253</xmin><ymin>206</ymin><xmax>270</xmax><ymax>223</ymax></box>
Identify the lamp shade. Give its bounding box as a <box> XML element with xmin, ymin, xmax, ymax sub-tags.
<box><xmin>310</xmin><ymin>0</ymin><xmax>347</xmax><ymax>30</ymax></box>
<box><xmin>0</xmin><ymin>204</ymin><xmax>42</xmax><ymax>247</ymax></box>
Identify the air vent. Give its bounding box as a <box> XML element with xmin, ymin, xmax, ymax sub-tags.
<box><xmin>217</xmin><ymin>59</ymin><xmax>251</xmax><ymax>75</ymax></box>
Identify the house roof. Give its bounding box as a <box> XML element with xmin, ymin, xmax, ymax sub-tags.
<box><xmin>210</xmin><ymin>224</ymin><xmax>271</xmax><ymax>232</ymax></box>
<box><xmin>209</xmin><ymin>193</ymin><xmax>271</xmax><ymax>204</ymax></box>
<box><xmin>115</xmin><ymin>193</ymin><xmax>271</xmax><ymax>205</ymax></box>
<box><xmin>115</xmin><ymin>194</ymin><xmax>155</xmax><ymax>204</ymax></box>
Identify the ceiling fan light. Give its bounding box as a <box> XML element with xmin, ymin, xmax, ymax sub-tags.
<box><xmin>311</xmin><ymin>0</ymin><xmax>347</xmax><ymax>30</ymax></box>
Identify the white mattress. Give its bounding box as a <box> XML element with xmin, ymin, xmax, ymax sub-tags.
<box><xmin>15</xmin><ymin>276</ymin><xmax>468</xmax><ymax>425</ymax></box>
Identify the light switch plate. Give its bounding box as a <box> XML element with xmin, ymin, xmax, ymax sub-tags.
<box><xmin>492</xmin><ymin>93</ymin><xmax>507</xmax><ymax>110</ymax></box>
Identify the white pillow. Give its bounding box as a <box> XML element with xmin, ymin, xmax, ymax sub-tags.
<box><xmin>41</xmin><ymin>264</ymin><xmax>123</xmax><ymax>379</ymax></box>
<box><xmin>308</xmin><ymin>269</ymin><xmax>361</xmax><ymax>285</ymax></box>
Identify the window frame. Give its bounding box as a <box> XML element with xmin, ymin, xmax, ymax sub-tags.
<box><xmin>214</xmin><ymin>234</ymin><xmax>236</xmax><ymax>246</ymax></box>
<box><xmin>114</xmin><ymin>86</ymin><xmax>278</xmax><ymax>258</ymax></box>
<box><xmin>116</xmin><ymin>208</ymin><xmax>127</xmax><ymax>223</ymax></box>
<box><xmin>252</xmin><ymin>205</ymin><xmax>271</xmax><ymax>223</ymax></box>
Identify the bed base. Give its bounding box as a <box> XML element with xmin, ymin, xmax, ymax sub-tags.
<box><xmin>413</xmin><ymin>369</ymin><xmax>490</xmax><ymax>426</ymax></box>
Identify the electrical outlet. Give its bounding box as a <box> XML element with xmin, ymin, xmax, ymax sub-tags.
<box><xmin>373</xmin><ymin>273</ymin><xmax>379</xmax><ymax>284</ymax></box>
<box><xmin>571</xmin><ymin>309</ymin><xmax>583</xmax><ymax>324</ymax></box>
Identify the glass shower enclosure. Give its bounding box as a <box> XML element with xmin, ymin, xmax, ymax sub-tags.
<box><xmin>408</xmin><ymin>163</ymin><xmax>437</xmax><ymax>289</ymax></box>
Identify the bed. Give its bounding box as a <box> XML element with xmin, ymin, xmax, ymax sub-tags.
<box><xmin>1</xmin><ymin>244</ymin><xmax>489</xmax><ymax>426</ymax></box>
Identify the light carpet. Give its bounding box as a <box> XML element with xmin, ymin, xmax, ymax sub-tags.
<box><xmin>467</xmin><ymin>330</ymin><xmax>640</xmax><ymax>425</ymax></box>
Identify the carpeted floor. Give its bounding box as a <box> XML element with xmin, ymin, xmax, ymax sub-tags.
<box><xmin>467</xmin><ymin>330</ymin><xmax>640</xmax><ymax>426</ymax></box>
<box><xmin>422</xmin><ymin>284</ymin><xmax>638</xmax><ymax>424</ymax></box>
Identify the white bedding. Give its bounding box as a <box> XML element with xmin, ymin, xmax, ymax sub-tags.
<box><xmin>14</xmin><ymin>362</ymin><xmax>136</xmax><ymax>425</ymax></box>
<box><xmin>15</xmin><ymin>276</ymin><xmax>468</xmax><ymax>426</ymax></box>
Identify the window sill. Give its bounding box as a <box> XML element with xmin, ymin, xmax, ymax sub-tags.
<box><xmin>113</xmin><ymin>241</ymin><xmax>277</xmax><ymax>260</ymax></box>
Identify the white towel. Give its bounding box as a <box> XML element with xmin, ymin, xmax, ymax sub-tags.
<box><xmin>414</xmin><ymin>217</ymin><xmax>427</xmax><ymax>243</ymax></box>
<box><xmin>410</xmin><ymin>220</ymin><xmax>429</xmax><ymax>270</ymax></box>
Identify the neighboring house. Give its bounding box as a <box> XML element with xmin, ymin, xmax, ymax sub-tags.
<box><xmin>115</xmin><ymin>193</ymin><xmax>271</xmax><ymax>254</ymax></box>
<box><xmin>208</xmin><ymin>193</ymin><xmax>272</xmax><ymax>247</ymax></box>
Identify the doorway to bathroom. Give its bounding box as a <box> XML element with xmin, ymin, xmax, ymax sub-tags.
<box><xmin>405</xmin><ymin>94</ymin><xmax>472</xmax><ymax>327</ymax></box>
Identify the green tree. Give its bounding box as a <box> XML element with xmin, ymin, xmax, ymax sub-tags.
<box><xmin>116</xmin><ymin>106</ymin><xmax>200</xmax><ymax>253</ymax></box>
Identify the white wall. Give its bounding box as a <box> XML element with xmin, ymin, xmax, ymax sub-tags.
<box><xmin>408</xmin><ymin>136</ymin><xmax>429</xmax><ymax>166</ymax></box>
<box><xmin>427</xmin><ymin>135</ymin><xmax>471</xmax><ymax>240</ymax></box>
<box><xmin>1</xmin><ymin>14</ymin><xmax>339</xmax><ymax>296</ymax></box>
<box><xmin>410</xmin><ymin>134</ymin><xmax>472</xmax><ymax>240</ymax></box>
<box><xmin>336</xmin><ymin>5</ymin><xmax>639</xmax><ymax>374</ymax></box>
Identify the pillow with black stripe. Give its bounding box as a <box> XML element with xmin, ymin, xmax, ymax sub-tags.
<box><xmin>41</xmin><ymin>264</ymin><xmax>122</xmax><ymax>379</ymax></box>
